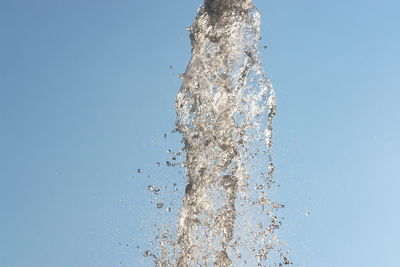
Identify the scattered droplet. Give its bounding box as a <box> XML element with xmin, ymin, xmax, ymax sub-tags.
<box><xmin>143</xmin><ymin>250</ymin><xmax>156</xmax><ymax>258</ymax></box>
<box><xmin>256</xmin><ymin>184</ymin><xmax>264</xmax><ymax>189</ymax></box>
<box><xmin>147</xmin><ymin>185</ymin><xmax>160</xmax><ymax>194</ymax></box>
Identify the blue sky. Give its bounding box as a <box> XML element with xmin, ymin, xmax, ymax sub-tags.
<box><xmin>1</xmin><ymin>0</ymin><xmax>400</xmax><ymax>266</ymax></box>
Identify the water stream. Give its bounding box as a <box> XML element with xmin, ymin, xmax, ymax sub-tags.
<box><xmin>152</xmin><ymin>1</ymin><xmax>289</xmax><ymax>266</ymax></box>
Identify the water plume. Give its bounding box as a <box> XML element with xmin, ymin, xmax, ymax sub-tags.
<box><xmin>152</xmin><ymin>1</ymin><xmax>289</xmax><ymax>266</ymax></box>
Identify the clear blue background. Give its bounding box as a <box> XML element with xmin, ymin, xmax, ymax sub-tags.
<box><xmin>1</xmin><ymin>0</ymin><xmax>399</xmax><ymax>266</ymax></box>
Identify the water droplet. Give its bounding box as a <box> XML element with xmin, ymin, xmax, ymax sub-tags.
<box><xmin>147</xmin><ymin>185</ymin><xmax>160</xmax><ymax>194</ymax></box>
<box><xmin>143</xmin><ymin>250</ymin><xmax>156</xmax><ymax>258</ymax></box>
<box><xmin>255</xmin><ymin>184</ymin><xmax>265</xmax><ymax>189</ymax></box>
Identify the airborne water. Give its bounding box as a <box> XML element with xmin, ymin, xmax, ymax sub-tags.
<box><xmin>150</xmin><ymin>0</ymin><xmax>290</xmax><ymax>266</ymax></box>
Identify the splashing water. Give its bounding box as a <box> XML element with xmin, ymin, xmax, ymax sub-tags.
<box><xmin>150</xmin><ymin>1</ymin><xmax>289</xmax><ymax>266</ymax></box>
